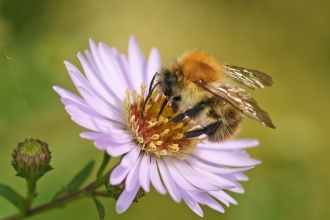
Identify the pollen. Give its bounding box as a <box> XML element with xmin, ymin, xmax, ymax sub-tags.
<box><xmin>124</xmin><ymin>83</ymin><xmax>204</xmax><ymax>159</ymax></box>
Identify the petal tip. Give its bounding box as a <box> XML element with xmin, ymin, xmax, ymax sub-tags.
<box><xmin>116</xmin><ymin>205</ymin><xmax>127</xmax><ymax>214</ymax></box>
<box><xmin>129</xmin><ymin>35</ymin><xmax>137</xmax><ymax>43</ymax></box>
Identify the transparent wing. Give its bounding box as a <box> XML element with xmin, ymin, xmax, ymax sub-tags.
<box><xmin>200</xmin><ymin>82</ymin><xmax>276</xmax><ymax>128</ymax></box>
<box><xmin>224</xmin><ymin>65</ymin><xmax>273</xmax><ymax>90</ymax></box>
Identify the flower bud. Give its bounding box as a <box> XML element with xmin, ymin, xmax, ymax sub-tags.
<box><xmin>104</xmin><ymin>180</ymin><xmax>145</xmax><ymax>202</ymax></box>
<box><xmin>12</xmin><ymin>138</ymin><xmax>53</xmax><ymax>181</ymax></box>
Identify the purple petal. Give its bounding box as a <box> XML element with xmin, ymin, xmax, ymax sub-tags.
<box><xmin>192</xmin><ymin>193</ymin><xmax>225</xmax><ymax>213</ymax></box>
<box><xmin>70</xmin><ymin>115</ymin><xmax>101</xmax><ymax>132</ymax></box>
<box><xmin>53</xmin><ymin>86</ymin><xmax>88</xmax><ymax>107</ymax></box>
<box><xmin>195</xmin><ymin>148</ymin><xmax>261</xmax><ymax>167</ymax></box>
<box><xmin>117</xmin><ymin>54</ymin><xmax>131</xmax><ymax>87</ymax></box>
<box><xmin>216</xmin><ymin>190</ymin><xmax>238</xmax><ymax>205</ymax></box>
<box><xmin>226</xmin><ymin>181</ymin><xmax>244</xmax><ymax>193</ymax></box>
<box><xmin>128</xmin><ymin>36</ymin><xmax>146</xmax><ymax>91</ymax></box>
<box><xmin>125</xmin><ymin>154</ymin><xmax>142</xmax><ymax>191</ymax></box>
<box><xmin>120</xmin><ymin>146</ymin><xmax>141</xmax><ymax>167</ymax></box>
<box><xmin>107</xmin><ymin>131</ymin><xmax>134</xmax><ymax>144</ymax></box>
<box><xmin>168</xmin><ymin>158</ymin><xmax>223</xmax><ymax>191</ymax></box>
<box><xmin>105</xmin><ymin>142</ymin><xmax>136</xmax><ymax>157</ymax></box>
<box><xmin>187</xmin><ymin>156</ymin><xmax>254</xmax><ymax>174</ymax></box>
<box><xmin>232</xmin><ymin>173</ymin><xmax>249</xmax><ymax>181</ymax></box>
<box><xmin>65</xmin><ymin>102</ymin><xmax>125</xmax><ymax>132</ymax></box>
<box><xmin>76</xmin><ymin>86</ymin><xmax>125</xmax><ymax>124</ymax></box>
<box><xmin>80</xmin><ymin>131</ymin><xmax>133</xmax><ymax>152</ymax></box>
<box><xmin>65</xmin><ymin>104</ymin><xmax>108</xmax><ymax>125</ymax></box>
<box><xmin>65</xmin><ymin>61</ymin><xmax>123</xmax><ymax>116</ymax></box>
<box><xmin>80</xmin><ymin>131</ymin><xmax>105</xmax><ymax>140</ymax></box>
<box><xmin>110</xmin><ymin>164</ymin><xmax>131</xmax><ymax>185</ymax></box>
<box><xmin>70</xmin><ymin>114</ymin><xmax>123</xmax><ymax>134</ymax></box>
<box><xmin>180</xmin><ymin>189</ymin><xmax>204</xmax><ymax>217</ymax></box>
<box><xmin>116</xmin><ymin>180</ymin><xmax>140</xmax><ymax>214</ymax></box>
<box><xmin>198</xmin><ymin>139</ymin><xmax>259</xmax><ymax>150</ymax></box>
<box><xmin>61</xmin><ymin>98</ymin><xmax>90</xmax><ymax>110</ymax></box>
<box><xmin>93</xmin><ymin>143</ymin><xmax>107</xmax><ymax>151</ymax></box>
<box><xmin>88</xmin><ymin>39</ymin><xmax>121</xmax><ymax>98</ymax></box>
<box><xmin>97</xmin><ymin>43</ymin><xmax>128</xmax><ymax>98</ymax></box>
<box><xmin>149</xmin><ymin>157</ymin><xmax>166</xmax><ymax>194</ymax></box>
<box><xmin>76</xmin><ymin>52</ymin><xmax>123</xmax><ymax>109</ymax></box>
<box><xmin>163</xmin><ymin>158</ymin><xmax>200</xmax><ymax>191</ymax></box>
<box><xmin>192</xmin><ymin>166</ymin><xmax>238</xmax><ymax>188</ymax></box>
<box><xmin>208</xmin><ymin>191</ymin><xmax>230</xmax><ymax>207</ymax></box>
<box><xmin>175</xmin><ymin>159</ymin><xmax>232</xmax><ymax>189</ymax></box>
<box><xmin>67</xmin><ymin>107</ymin><xmax>120</xmax><ymax>133</ymax></box>
<box><xmin>145</xmin><ymin>48</ymin><xmax>161</xmax><ymax>84</ymax></box>
<box><xmin>139</xmin><ymin>153</ymin><xmax>151</xmax><ymax>192</ymax></box>
<box><xmin>157</xmin><ymin>158</ymin><xmax>181</xmax><ymax>203</ymax></box>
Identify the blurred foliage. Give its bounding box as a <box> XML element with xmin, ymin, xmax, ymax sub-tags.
<box><xmin>0</xmin><ymin>0</ymin><xmax>329</xmax><ymax>219</ymax></box>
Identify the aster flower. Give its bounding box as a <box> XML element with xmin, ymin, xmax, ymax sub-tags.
<box><xmin>53</xmin><ymin>36</ymin><xmax>261</xmax><ymax>217</ymax></box>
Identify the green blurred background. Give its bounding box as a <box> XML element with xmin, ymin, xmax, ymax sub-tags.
<box><xmin>1</xmin><ymin>0</ymin><xmax>329</xmax><ymax>219</ymax></box>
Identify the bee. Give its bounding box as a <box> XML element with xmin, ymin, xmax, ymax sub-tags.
<box><xmin>142</xmin><ymin>51</ymin><xmax>275</xmax><ymax>142</ymax></box>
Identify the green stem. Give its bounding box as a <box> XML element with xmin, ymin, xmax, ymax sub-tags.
<box><xmin>96</xmin><ymin>152</ymin><xmax>111</xmax><ymax>178</ymax></box>
<box><xmin>3</xmin><ymin>170</ymin><xmax>111</xmax><ymax>220</ymax></box>
<box><xmin>25</xmin><ymin>179</ymin><xmax>37</xmax><ymax>211</ymax></box>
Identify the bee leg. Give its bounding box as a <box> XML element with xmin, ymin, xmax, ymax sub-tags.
<box><xmin>184</xmin><ymin>129</ymin><xmax>205</xmax><ymax>138</ymax></box>
<box><xmin>172</xmin><ymin>103</ymin><xmax>205</xmax><ymax>123</ymax></box>
<box><xmin>172</xmin><ymin>113</ymin><xmax>186</xmax><ymax>122</ymax></box>
<box><xmin>202</xmin><ymin>121</ymin><xmax>222</xmax><ymax>135</ymax></box>
<box><xmin>184</xmin><ymin>121</ymin><xmax>222</xmax><ymax>138</ymax></box>
<box><xmin>171</xmin><ymin>99</ymin><xmax>179</xmax><ymax>113</ymax></box>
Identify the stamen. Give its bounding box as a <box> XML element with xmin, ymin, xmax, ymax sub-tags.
<box><xmin>124</xmin><ymin>84</ymin><xmax>204</xmax><ymax>159</ymax></box>
<box><xmin>149</xmin><ymin>142</ymin><xmax>156</xmax><ymax>149</ymax></box>
<box><xmin>151</xmin><ymin>134</ymin><xmax>160</xmax><ymax>140</ymax></box>
<box><xmin>148</xmin><ymin>121</ymin><xmax>157</xmax><ymax>128</ymax></box>
<box><xmin>175</xmin><ymin>134</ymin><xmax>183</xmax><ymax>139</ymax></box>
<box><xmin>170</xmin><ymin>144</ymin><xmax>179</xmax><ymax>152</ymax></box>
<box><xmin>174</xmin><ymin>123</ymin><xmax>183</xmax><ymax>129</ymax></box>
<box><xmin>161</xmin><ymin>129</ymin><xmax>169</xmax><ymax>135</ymax></box>
<box><xmin>130</xmin><ymin>115</ymin><xmax>135</xmax><ymax>122</ymax></box>
<box><xmin>140</xmin><ymin>83</ymin><xmax>146</xmax><ymax>98</ymax></box>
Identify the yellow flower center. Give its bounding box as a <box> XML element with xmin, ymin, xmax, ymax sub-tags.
<box><xmin>124</xmin><ymin>83</ymin><xmax>203</xmax><ymax>159</ymax></box>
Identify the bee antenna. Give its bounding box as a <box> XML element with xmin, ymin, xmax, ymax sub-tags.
<box><xmin>140</xmin><ymin>73</ymin><xmax>160</xmax><ymax>119</ymax></box>
<box><xmin>149</xmin><ymin>73</ymin><xmax>158</xmax><ymax>94</ymax></box>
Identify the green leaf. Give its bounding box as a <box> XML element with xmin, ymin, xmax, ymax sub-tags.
<box><xmin>52</xmin><ymin>161</ymin><xmax>95</xmax><ymax>201</ymax></box>
<box><xmin>0</xmin><ymin>183</ymin><xmax>26</xmax><ymax>214</ymax></box>
<box><xmin>51</xmin><ymin>188</ymin><xmax>64</xmax><ymax>202</ymax></box>
<box><xmin>91</xmin><ymin>194</ymin><xmax>105</xmax><ymax>220</ymax></box>
<box><xmin>67</xmin><ymin>161</ymin><xmax>95</xmax><ymax>190</ymax></box>
<box><xmin>96</xmin><ymin>152</ymin><xmax>111</xmax><ymax>178</ymax></box>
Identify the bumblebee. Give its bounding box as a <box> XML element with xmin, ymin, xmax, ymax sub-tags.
<box><xmin>142</xmin><ymin>51</ymin><xmax>275</xmax><ymax>142</ymax></box>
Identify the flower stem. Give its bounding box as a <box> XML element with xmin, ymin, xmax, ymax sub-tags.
<box><xmin>96</xmin><ymin>152</ymin><xmax>111</xmax><ymax>178</ymax></box>
<box><xmin>25</xmin><ymin>179</ymin><xmax>37</xmax><ymax>211</ymax></box>
<box><xmin>3</xmin><ymin>170</ymin><xmax>111</xmax><ymax>220</ymax></box>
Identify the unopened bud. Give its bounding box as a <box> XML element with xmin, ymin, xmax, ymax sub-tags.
<box><xmin>12</xmin><ymin>138</ymin><xmax>53</xmax><ymax>181</ymax></box>
<box><xmin>104</xmin><ymin>180</ymin><xmax>145</xmax><ymax>203</ymax></box>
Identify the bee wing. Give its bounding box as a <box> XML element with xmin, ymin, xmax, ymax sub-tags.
<box><xmin>200</xmin><ymin>82</ymin><xmax>276</xmax><ymax>128</ymax></box>
<box><xmin>224</xmin><ymin>65</ymin><xmax>273</xmax><ymax>90</ymax></box>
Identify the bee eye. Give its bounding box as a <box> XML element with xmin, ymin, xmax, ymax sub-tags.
<box><xmin>164</xmin><ymin>79</ymin><xmax>171</xmax><ymax>91</ymax></box>
<box><xmin>173</xmin><ymin>96</ymin><xmax>181</xmax><ymax>102</ymax></box>
<box><xmin>164</xmin><ymin>79</ymin><xmax>173</xmax><ymax>96</ymax></box>
<box><xmin>164</xmin><ymin>70</ymin><xmax>174</xmax><ymax>97</ymax></box>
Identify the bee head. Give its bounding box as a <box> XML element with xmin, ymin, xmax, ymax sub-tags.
<box><xmin>151</xmin><ymin>68</ymin><xmax>184</xmax><ymax>117</ymax></box>
<box><xmin>163</xmin><ymin>69</ymin><xmax>175</xmax><ymax>97</ymax></box>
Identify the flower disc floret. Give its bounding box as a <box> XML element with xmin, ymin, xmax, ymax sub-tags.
<box><xmin>124</xmin><ymin>83</ymin><xmax>202</xmax><ymax>159</ymax></box>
